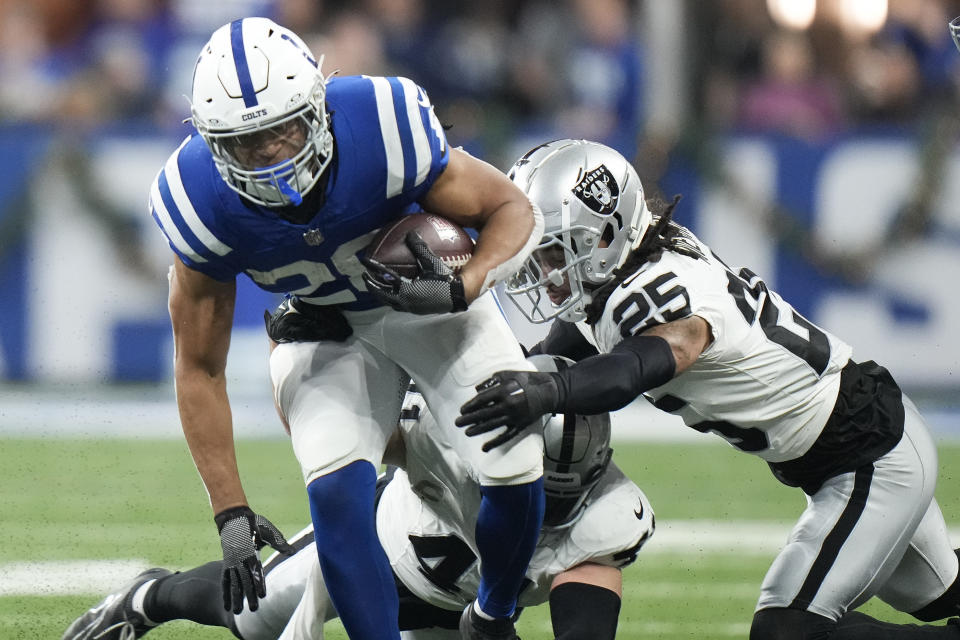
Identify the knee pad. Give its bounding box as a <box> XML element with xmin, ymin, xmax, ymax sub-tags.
<box><xmin>472</xmin><ymin>434</ymin><xmax>544</xmax><ymax>486</ymax></box>
<box><xmin>751</xmin><ymin>608</ymin><xmax>835</xmax><ymax>640</ymax></box>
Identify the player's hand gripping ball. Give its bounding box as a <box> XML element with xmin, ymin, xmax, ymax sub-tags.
<box><xmin>363</xmin><ymin>213</ymin><xmax>474</xmax><ymax>277</ymax></box>
<box><xmin>361</xmin><ymin>213</ymin><xmax>475</xmax><ymax>314</ymax></box>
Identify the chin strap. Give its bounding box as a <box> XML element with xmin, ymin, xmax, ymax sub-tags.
<box><xmin>277</xmin><ymin>177</ymin><xmax>303</xmax><ymax>206</ymax></box>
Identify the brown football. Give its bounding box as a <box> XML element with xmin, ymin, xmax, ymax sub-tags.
<box><xmin>364</xmin><ymin>213</ymin><xmax>475</xmax><ymax>278</ymax></box>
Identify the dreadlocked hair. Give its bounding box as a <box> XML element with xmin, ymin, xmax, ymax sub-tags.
<box><xmin>585</xmin><ymin>194</ymin><xmax>699</xmax><ymax>325</ymax></box>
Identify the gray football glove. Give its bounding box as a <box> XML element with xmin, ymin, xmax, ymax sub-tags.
<box><xmin>215</xmin><ymin>506</ymin><xmax>294</xmax><ymax>614</ymax></box>
<box><xmin>361</xmin><ymin>231</ymin><xmax>468</xmax><ymax>314</ymax></box>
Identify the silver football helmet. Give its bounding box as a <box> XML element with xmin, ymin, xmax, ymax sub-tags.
<box><xmin>951</xmin><ymin>16</ymin><xmax>960</xmax><ymax>53</ymax></box>
<box><xmin>530</xmin><ymin>355</ymin><xmax>614</xmax><ymax>527</ymax></box>
<box><xmin>190</xmin><ymin>17</ymin><xmax>334</xmax><ymax>208</ymax></box>
<box><xmin>505</xmin><ymin>139</ymin><xmax>651</xmax><ymax>323</ymax></box>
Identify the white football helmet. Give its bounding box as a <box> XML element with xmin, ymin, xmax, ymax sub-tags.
<box><xmin>505</xmin><ymin>139</ymin><xmax>651</xmax><ymax>323</ymax></box>
<box><xmin>952</xmin><ymin>16</ymin><xmax>960</xmax><ymax>53</ymax></box>
<box><xmin>190</xmin><ymin>18</ymin><xmax>333</xmax><ymax>208</ymax></box>
<box><xmin>530</xmin><ymin>355</ymin><xmax>614</xmax><ymax>527</ymax></box>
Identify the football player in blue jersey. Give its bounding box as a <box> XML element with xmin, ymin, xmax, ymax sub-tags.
<box><xmin>149</xmin><ymin>17</ymin><xmax>545</xmax><ymax>640</ymax></box>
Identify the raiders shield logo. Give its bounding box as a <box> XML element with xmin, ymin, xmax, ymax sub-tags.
<box><xmin>572</xmin><ymin>164</ymin><xmax>619</xmax><ymax>215</ymax></box>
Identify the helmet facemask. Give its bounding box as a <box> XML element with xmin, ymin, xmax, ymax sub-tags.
<box><xmin>194</xmin><ymin>75</ymin><xmax>333</xmax><ymax>208</ymax></box>
<box><xmin>506</xmin><ymin>222</ymin><xmax>597</xmax><ymax>323</ymax></box>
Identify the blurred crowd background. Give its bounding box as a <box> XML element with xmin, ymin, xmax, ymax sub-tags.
<box><xmin>4</xmin><ymin>0</ymin><xmax>960</xmax><ymax>161</ymax></box>
<box><xmin>3</xmin><ymin>0</ymin><xmax>960</xmax><ymax>403</ymax></box>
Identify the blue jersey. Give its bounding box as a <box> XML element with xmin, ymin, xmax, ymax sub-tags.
<box><xmin>149</xmin><ymin>75</ymin><xmax>450</xmax><ymax>310</ymax></box>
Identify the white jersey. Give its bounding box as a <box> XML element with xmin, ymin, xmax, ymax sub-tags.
<box><xmin>590</xmin><ymin>228</ymin><xmax>852</xmax><ymax>462</ymax></box>
<box><xmin>377</xmin><ymin>394</ymin><xmax>654</xmax><ymax>612</ymax></box>
<box><xmin>236</xmin><ymin>392</ymin><xmax>654</xmax><ymax>640</ymax></box>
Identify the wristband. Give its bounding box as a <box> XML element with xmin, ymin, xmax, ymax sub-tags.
<box><xmin>450</xmin><ymin>276</ymin><xmax>468</xmax><ymax>312</ymax></box>
<box><xmin>214</xmin><ymin>505</ymin><xmax>254</xmax><ymax>533</ymax></box>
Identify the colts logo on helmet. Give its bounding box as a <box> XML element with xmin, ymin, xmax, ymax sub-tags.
<box><xmin>573</xmin><ymin>164</ymin><xmax>619</xmax><ymax>215</ymax></box>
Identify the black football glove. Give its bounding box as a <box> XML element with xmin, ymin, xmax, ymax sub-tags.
<box><xmin>455</xmin><ymin>370</ymin><xmax>562</xmax><ymax>451</ymax></box>
<box><xmin>264</xmin><ymin>295</ymin><xmax>353</xmax><ymax>343</ymax></box>
<box><xmin>215</xmin><ymin>506</ymin><xmax>294</xmax><ymax>614</ymax></box>
<box><xmin>361</xmin><ymin>231</ymin><xmax>468</xmax><ymax>315</ymax></box>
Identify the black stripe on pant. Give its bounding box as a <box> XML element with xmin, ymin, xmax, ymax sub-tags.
<box><xmin>790</xmin><ymin>464</ymin><xmax>875</xmax><ymax>610</ymax></box>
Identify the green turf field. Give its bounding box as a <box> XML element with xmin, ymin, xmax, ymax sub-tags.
<box><xmin>5</xmin><ymin>436</ymin><xmax>960</xmax><ymax>639</ymax></box>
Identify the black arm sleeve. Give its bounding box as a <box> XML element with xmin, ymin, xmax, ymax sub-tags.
<box><xmin>527</xmin><ymin>320</ymin><xmax>599</xmax><ymax>362</ymax></box>
<box><xmin>551</xmin><ymin>334</ymin><xmax>676</xmax><ymax>414</ymax></box>
<box><xmin>550</xmin><ymin>582</ymin><xmax>621</xmax><ymax>640</ymax></box>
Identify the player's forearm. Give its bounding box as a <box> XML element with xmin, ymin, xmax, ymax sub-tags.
<box><xmin>461</xmin><ymin>199</ymin><xmax>543</xmax><ymax>301</ymax></box>
<box><xmin>175</xmin><ymin>365</ymin><xmax>247</xmax><ymax>513</ymax></box>
<box><xmin>552</xmin><ymin>335</ymin><xmax>676</xmax><ymax>414</ymax></box>
<box><xmin>527</xmin><ymin>319</ymin><xmax>599</xmax><ymax>362</ymax></box>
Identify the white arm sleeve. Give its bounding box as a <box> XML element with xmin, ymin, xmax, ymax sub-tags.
<box><xmin>479</xmin><ymin>201</ymin><xmax>544</xmax><ymax>295</ymax></box>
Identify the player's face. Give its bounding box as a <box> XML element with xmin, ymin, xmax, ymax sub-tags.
<box><xmin>224</xmin><ymin>118</ymin><xmax>308</xmax><ymax>170</ymax></box>
<box><xmin>533</xmin><ymin>245</ymin><xmax>572</xmax><ymax>304</ymax></box>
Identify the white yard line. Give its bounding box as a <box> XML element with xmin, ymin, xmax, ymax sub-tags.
<box><xmin>0</xmin><ymin>559</ymin><xmax>151</xmax><ymax>596</ymax></box>
<box><xmin>650</xmin><ymin>520</ymin><xmax>796</xmax><ymax>554</ymax></box>
<box><xmin>653</xmin><ymin>520</ymin><xmax>960</xmax><ymax>554</ymax></box>
<box><xmin>7</xmin><ymin>522</ymin><xmax>960</xmax><ymax>596</ymax></box>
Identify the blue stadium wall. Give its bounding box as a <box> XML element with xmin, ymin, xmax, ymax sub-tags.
<box><xmin>2</xmin><ymin>126</ymin><xmax>959</xmax><ymax>389</ymax></box>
